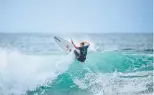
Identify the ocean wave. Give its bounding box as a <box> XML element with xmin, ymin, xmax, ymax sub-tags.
<box><xmin>0</xmin><ymin>47</ymin><xmax>153</xmax><ymax>95</ymax></box>
<box><xmin>26</xmin><ymin>51</ymin><xmax>153</xmax><ymax>95</ymax></box>
<box><xmin>0</xmin><ymin>49</ymin><xmax>74</xmax><ymax>95</ymax></box>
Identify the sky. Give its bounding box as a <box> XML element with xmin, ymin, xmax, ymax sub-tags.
<box><xmin>0</xmin><ymin>0</ymin><xmax>153</xmax><ymax>33</ymax></box>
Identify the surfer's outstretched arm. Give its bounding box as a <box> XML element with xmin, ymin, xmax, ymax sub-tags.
<box><xmin>71</xmin><ymin>39</ymin><xmax>79</xmax><ymax>49</ymax></box>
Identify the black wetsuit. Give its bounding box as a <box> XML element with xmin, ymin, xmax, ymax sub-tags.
<box><xmin>74</xmin><ymin>45</ymin><xmax>89</xmax><ymax>62</ymax></box>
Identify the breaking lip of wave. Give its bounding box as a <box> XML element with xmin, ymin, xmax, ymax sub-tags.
<box><xmin>0</xmin><ymin>49</ymin><xmax>75</xmax><ymax>95</ymax></box>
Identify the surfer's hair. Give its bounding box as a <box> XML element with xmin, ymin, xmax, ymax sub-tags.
<box><xmin>80</xmin><ymin>42</ymin><xmax>84</xmax><ymax>46</ymax></box>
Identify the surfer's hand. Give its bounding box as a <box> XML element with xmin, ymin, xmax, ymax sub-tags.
<box><xmin>71</xmin><ymin>39</ymin><xmax>73</xmax><ymax>44</ymax></box>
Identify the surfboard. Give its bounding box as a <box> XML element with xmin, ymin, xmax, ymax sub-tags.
<box><xmin>54</xmin><ymin>36</ymin><xmax>73</xmax><ymax>54</ymax></box>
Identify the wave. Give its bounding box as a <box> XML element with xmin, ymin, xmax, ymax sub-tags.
<box><xmin>27</xmin><ymin>51</ymin><xmax>153</xmax><ymax>95</ymax></box>
<box><xmin>143</xmin><ymin>49</ymin><xmax>153</xmax><ymax>52</ymax></box>
<box><xmin>0</xmin><ymin>48</ymin><xmax>153</xmax><ymax>95</ymax></box>
<box><xmin>28</xmin><ymin>70</ymin><xmax>153</xmax><ymax>95</ymax></box>
<box><xmin>0</xmin><ymin>49</ymin><xmax>74</xmax><ymax>95</ymax></box>
<box><xmin>120</xmin><ymin>48</ymin><xmax>153</xmax><ymax>53</ymax></box>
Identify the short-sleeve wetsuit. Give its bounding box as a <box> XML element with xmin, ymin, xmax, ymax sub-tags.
<box><xmin>74</xmin><ymin>45</ymin><xmax>89</xmax><ymax>62</ymax></box>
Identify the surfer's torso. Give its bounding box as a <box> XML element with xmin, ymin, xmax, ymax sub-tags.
<box><xmin>77</xmin><ymin>45</ymin><xmax>89</xmax><ymax>62</ymax></box>
<box><xmin>71</xmin><ymin>40</ymin><xmax>90</xmax><ymax>62</ymax></box>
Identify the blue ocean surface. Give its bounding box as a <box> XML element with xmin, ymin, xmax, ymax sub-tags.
<box><xmin>0</xmin><ymin>33</ymin><xmax>153</xmax><ymax>95</ymax></box>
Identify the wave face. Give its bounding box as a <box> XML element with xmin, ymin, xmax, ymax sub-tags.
<box><xmin>0</xmin><ymin>33</ymin><xmax>153</xmax><ymax>95</ymax></box>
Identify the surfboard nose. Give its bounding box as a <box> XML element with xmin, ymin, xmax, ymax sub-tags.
<box><xmin>54</xmin><ymin>36</ymin><xmax>73</xmax><ymax>54</ymax></box>
<box><xmin>54</xmin><ymin>37</ymin><xmax>61</xmax><ymax>42</ymax></box>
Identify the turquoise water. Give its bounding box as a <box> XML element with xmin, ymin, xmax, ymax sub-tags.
<box><xmin>0</xmin><ymin>33</ymin><xmax>153</xmax><ymax>95</ymax></box>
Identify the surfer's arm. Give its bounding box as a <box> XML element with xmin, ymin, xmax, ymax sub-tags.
<box><xmin>73</xmin><ymin>44</ymin><xmax>79</xmax><ymax>49</ymax></box>
<box><xmin>71</xmin><ymin>39</ymin><xmax>79</xmax><ymax>49</ymax></box>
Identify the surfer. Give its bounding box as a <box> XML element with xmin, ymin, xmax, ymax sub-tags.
<box><xmin>71</xmin><ymin>39</ymin><xmax>90</xmax><ymax>62</ymax></box>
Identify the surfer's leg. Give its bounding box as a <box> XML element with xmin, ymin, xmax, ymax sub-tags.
<box><xmin>77</xmin><ymin>57</ymin><xmax>85</xmax><ymax>62</ymax></box>
<box><xmin>74</xmin><ymin>50</ymin><xmax>79</xmax><ymax>58</ymax></box>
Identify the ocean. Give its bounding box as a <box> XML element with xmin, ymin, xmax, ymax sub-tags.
<box><xmin>0</xmin><ymin>33</ymin><xmax>153</xmax><ymax>95</ymax></box>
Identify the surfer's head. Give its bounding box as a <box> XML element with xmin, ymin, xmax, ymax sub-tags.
<box><xmin>80</xmin><ymin>42</ymin><xmax>84</xmax><ymax>47</ymax></box>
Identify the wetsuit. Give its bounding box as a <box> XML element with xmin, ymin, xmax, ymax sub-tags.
<box><xmin>74</xmin><ymin>45</ymin><xmax>89</xmax><ymax>62</ymax></box>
